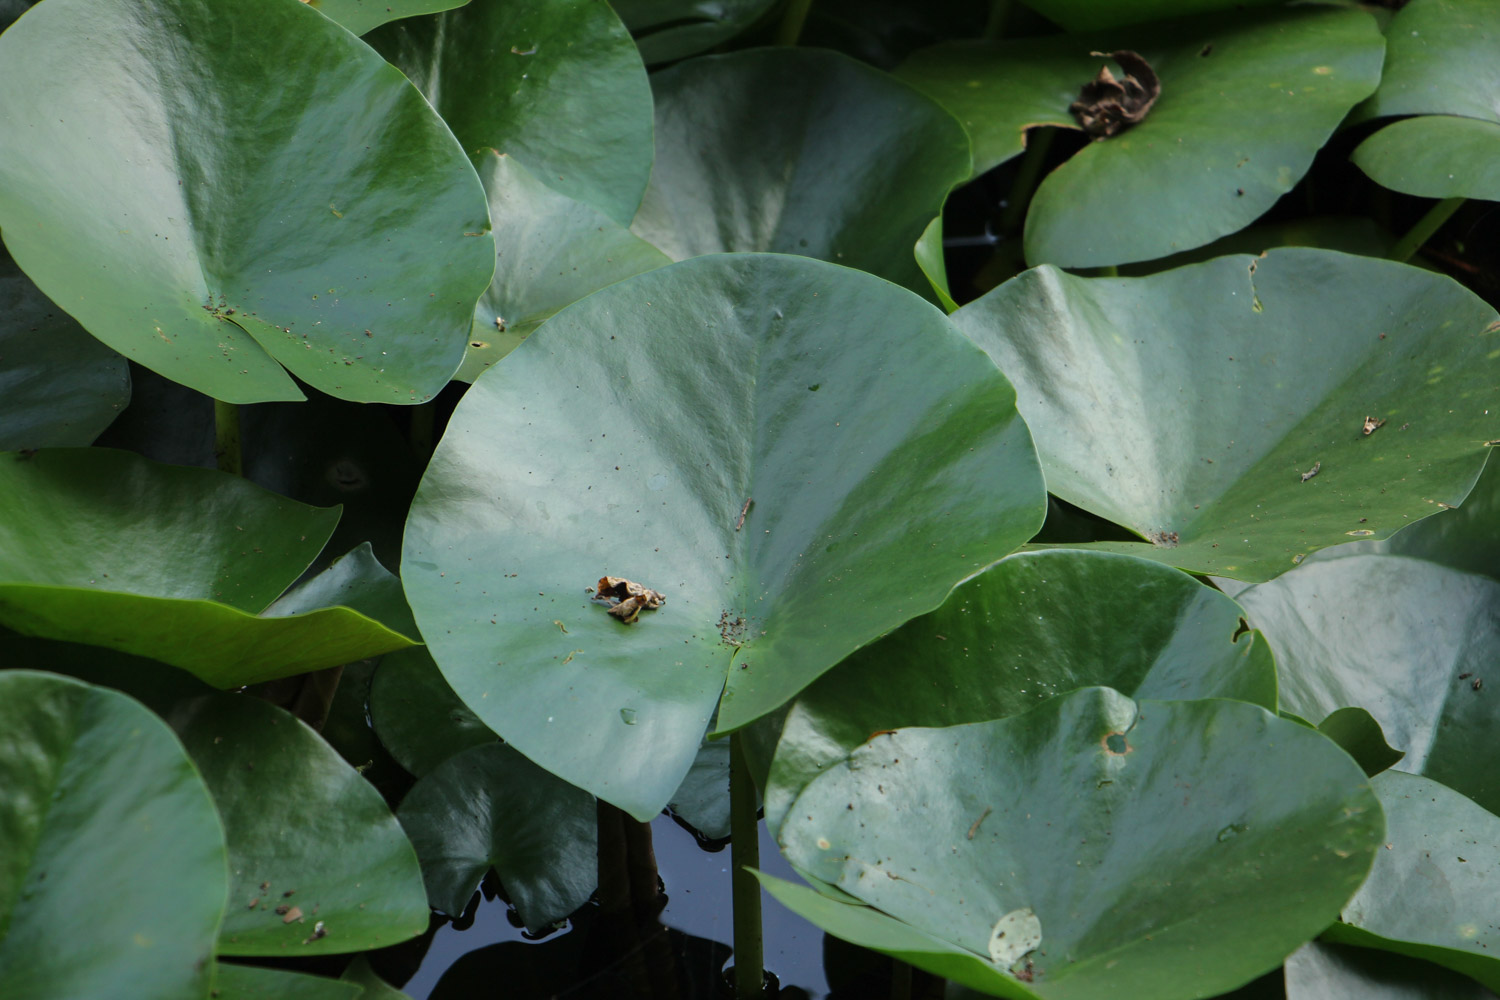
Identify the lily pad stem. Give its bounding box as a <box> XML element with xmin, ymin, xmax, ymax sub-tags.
<box><xmin>983</xmin><ymin>0</ymin><xmax>1011</xmax><ymax>40</ymax></box>
<box><xmin>213</xmin><ymin>399</ymin><xmax>241</xmax><ymax>476</ymax></box>
<box><xmin>730</xmin><ymin>731</ymin><xmax>764</xmax><ymax>998</ymax></box>
<box><xmin>774</xmin><ymin>0</ymin><xmax>813</xmax><ymax>46</ymax></box>
<box><xmin>998</xmin><ymin>128</ymin><xmax>1055</xmax><ymax>236</ymax></box>
<box><xmin>1390</xmin><ymin>197</ymin><xmax>1464</xmax><ymax>263</ymax></box>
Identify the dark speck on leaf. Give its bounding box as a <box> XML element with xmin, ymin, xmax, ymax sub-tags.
<box><xmin>1070</xmin><ymin>50</ymin><xmax>1160</xmax><ymax>139</ymax></box>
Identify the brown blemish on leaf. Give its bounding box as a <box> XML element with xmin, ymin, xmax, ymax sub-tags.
<box><xmin>1102</xmin><ymin>731</ymin><xmax>1130</xmax><ymax>755</ymax></box>
<box><xmin>1301</xmin><ymin>461</ymin><xmax>1321</xmax><ymax>482</ymax></box>
<box><xmin>967</xmin><ymin>806</ymin><xmax>993</xmax><ymax>840</ymax></box>
<box><xmin>1070</xmin><ymin>50</ymin><xmax>1160</xmax><ymax>139</ymax></box>
<box><xmin>593</xmin><ymin>577</ymin><xmax>665</xmax><ymax>624</ymax></box>
<box><xmin>718</xmin><ymin>609</ymin><xmax>749</xmax><ymax>645</ymax></box>
<box><xmin>1148</xmin><ymin>530</ymin><xmax>1179</xmax><ymax>547</ymax></box>
<box><xmin>1362</xmin><ymin>416</ymin><xmax>1387</xmax><ymax>436</ymax></box>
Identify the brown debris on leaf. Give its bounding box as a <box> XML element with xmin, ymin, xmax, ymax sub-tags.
<box><xmin>1301</xmin><ymin>461</ymin><xmax>1321</xmax><ymax>482</ymax></box>
<box><xmin>593</xmin><ymin>576</ymin><xmax>665</xmax><ymax>624</ymax></box>
<box><xmin>1070</xmin><ymin>50</ymin><xmax>1161</xmax><ymax>139</ymax></box>
<box><xmin>1148</xmin><ymin>529</ymin><xmax>1179</xmax><ymax>548</ymax></box>
<box><xmin>1362</xmin><ymin>415</ymin><xmax>1387</xmax><ymax>436</ymax></box>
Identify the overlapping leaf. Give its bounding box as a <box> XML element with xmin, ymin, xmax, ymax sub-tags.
<box><xmin>631</xmin><ymin>49</ymin><xmax>971</xmax><ymax>297</ymax></box>
<box><xmin>0</xmin><ymin>672</ymin><xmax>227</xmax><ymax>1000</ymax></box>
<box><xmin>212</xmin><ymin>964</ymin><xmax>362</xmax><ymax>1000</ymax></box>
<box><xmin>309</xmin><ymin>0</ymin><xmax>469</xmax><ymax>36</ymax></box>
<box><xmin>1286</xmin><ymin>941</ymin><xmax>1498</xmax><ymax>1000</ymax></box>
<box><xmin>0</xmin><ymin>0</ymin><xmax>494</xmax><ymax>404</ymax></box>
<box><xmin>952</xmin><ymin>249</ymin><xmax>1500</xmax><ymax>581</ymax></box>
<box><xmin>402</xmin><ymin>253</ymin><xmax>1045</xmax><ymax>820</ymax></box>
<box><xmin>763</xmin><ymin>549</ymin><xmax>1275</xmax><ymax>833</ymax></box>
<box><xmin>1016</xmin><ymin>0</ymin><xmax>1286</xmax><ymax>32</ymax></box>
<box><xmin>612</xmin><ymin>0</ymin><xmax>778</xmax><ymax>64</ymax></box>
<box><xmin>370</xmin><ymin>646</ymin><xmax>497</xmax><ymax>778</ymax></box>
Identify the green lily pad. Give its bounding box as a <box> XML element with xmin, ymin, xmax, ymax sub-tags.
<box><xmin>772</xmin><ymin>688</ymin><xmax>1383</xmax><ymax>1000</ymax></box>
<box><xmin>212</xmin><ymin>964</ymin><xmax>361</xmax><ymax>1000</ymax></box>
<box><xmin>1318</xmin><ymin>707</ymin><xmax>1406</xmax><ymax>778</ymax></box>
<box><xmin>308</xmin><ymin>0</ymin><xmax>469</xmax><ymax>36</ymax></box>
<box><xmin>763</xmin><ymin>549</ymin><xmax>1275</xmax><ymax>833</ymax></box>
<box><xmin>0</xmin><ymin>448</ymin><xmax>420</xmax><ymax>686</ymax></box>
<box><xmin>264</xmin><ymin>542</ymin><xmax>420</xmax><ymax>641</ymax></box>
<box><xmin>402</xmin><ymin>253</ymin><xmax>1045</xmax><ymax>820</ymax></box>
<box><xmin>0</xmin><ymin>0</ymin><xmax>494</xmax><ymax>404</ymax></box>
<box><xmin>1324</xmin><ymin>771</ymin><xmax>1500</xmax><ymax>991</ymax></box>
<box><xmin>367</xmin><ymin>0</ymin><xmax>652</xmax><ymax>225</ymax></box>
<box><xmin>897</xmin><ymin>8</ymin><xmax>1384</xmax><ymax>267</ymax></box>
<box><xmin>630</xmin><ymin>49</ymin><xmax>972</xmax><ymax>297</ymax></box>
<box><xmin>341</xmin><ymin>958</ymin><xmax>413</xmax><ymax>999</ymax></box>
<box><xmin>668</xmin><ymin>736</ymin><xmax>733</xmax><ymax>841</ymax></box>
<box><xmin>1236</xmin><ymin>554</ymin><xmax>1500</xmax><ymax>814</ymax></box>
<box><xmin>1016</xmin><ymin>0</ymin><xmax>1288</xmax><ymax>32</ymax></box>
<box><xmin>1286</xmin><ymin>940</ymin><xmax>1499</xmax><ymax>1000</ymax></box>
<box><xmin>1353</xmin><ymin>116</ymin><xmax>1500</xmax><ymax>200</ymax></box>
<box><xmin>369</xmin><ymin>646</ymin><xmax>497</xmax><ymax>777</ymax></box>
<box><xmin>612</xmin><ymin>0</ymin><xmax>777</xmax><ymax>64</ymax></box>
<box><xmin>1357</xmin><ymin>0</ymin><xmax>1500</xmax><ymax>124</ymax></box>
<box><xmin>0</xmin><ymin>249</ymin><xmax>129</xmax><ymax>450</ymax></box>
<box><xmin>455</xmin><ymin>152</ymin><xmax>670</xmax><ymax>382</ymax></box>
<box><xmin>397</xmin><ymin>742</ymin><xmax>597</xmax><ymax>930</ymax></box>
<box><xmin>170</xmin><ymin>692</ymin><xmax>428</xmax><ymax>956</ymax></box>
<box><xmin>952</xmin><ymin>249</ymin><xmax>1500</xmax><ymax>581</ymax></box>
<box><xmin>0</xmin><ymin>671</ymin><xmax>227</xmax><ymax>1000</ymax></box>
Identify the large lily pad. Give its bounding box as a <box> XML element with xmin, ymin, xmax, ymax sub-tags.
<box><xmin>0</xmin><ymin>249</ymin><xmax>129</xmax><ymax>450</ymax></box>
<box><xmin>771</xmin><ymin>688</ymin><xmax>1382</xmax><ymax>1000</ymax></box>
<box><xmin>455</xmin><ymin>152</ymin><xmax>670</xmax><ymax>382</ymax></box>
<box><xmin>896</xmin><ymin>8</ymin><xmax>1384</xmax><ymax>267</ymax></box>
<box><xmin>0</xmin><ymin>671</ymin><xmax>227</xmax><ymax>1000</ymax></box>
<box><xmin>1324</xmin><ymin>771</ymin><xmax>1500</xmax><ymax>991</ymax></box>
<box><xmin>1236</xmin><ymin>554</ymin><xmax>1500</xmax><ymax>814</ymax></box>
<box><xmin>0</xmin><ymin>448</ymin><xmax>419</xmax><ymax>686</ymax></box>
<box><xmin>612</xmin><ymin>0</ymin><xmax>777</xmax><ymax>64</ymax></box>
<box><xmin>402</xmin><ymin>253</ymin><xmax>1045</xmax><ymax>820</ymax></box>
<box><xmin>1285</xmin><ymin>940</ymin><xmax>1499</xmax><ymax>1000</ymax></box>
<box><xmin>170</xmin><ymin>693</ymin><xmax>429</xmax><ymax>956</ymax></box>
<box><xmin>630</xmin><ymin>49</ymin><xmax>972</xmax><ymax>297</ymax></box>
<box><xmin>1356</xmin><ymin>0</ymin><xmax>1500</xmax><ymax>124</ymax></box>
<box><xmin>367</xmin><ymin>0</ymin><xmax>652</xmax><ymax>225</ymax></box>
<box><xmin>397</xmin><ymin>742</ymin><xmax>597</xmax><ymax>930</ymax></box>
<box><xmin>764</xmin><ymin>549</ymin><xmax>1275</xmax><ymax>833</ymax></box>
<box><xmin>0</xmin><ymin>0</ymin><xmax>493</xmax><ymax>404</ymax></box>
<box><xmin>309</xmin><ymin>0</ymin><xmax>469</xmax><ymax>36</ymax></box>
<box><xmin>1353</xmin><ymin>116</ymin><xmax>1500</xmax><ymax>201</ymax></box>
<box><xmin>951</xmin><ymin>249</ymin><xmax>1500</xmax><ymax>581</ymax></box>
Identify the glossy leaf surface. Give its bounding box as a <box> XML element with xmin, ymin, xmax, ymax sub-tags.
<box><xmin>1357</xmin><ymin>0</ymin><xmax>1500</xmax><ymax>124</ymax></box>
<box><xmin>1318</xmin><ymin>707</ymin><xmax>1405</xmax><ymax>778</ymax></box>
<box><xmin>0</xmin><ymin>0</ymin><xmax>494</xmax><ymax>403</ymax></box>
<box><xmin>310</xmin><ymin>0</ymin><xmax>468</xmax><ymax>36</ymax></box>
<box><xmin>403</xmin><ymin>253</ymin><xmax>1045</xmax><ymax>819</ymax></box>
<box><xmin>1237</xmin><ymin>554</ymin><xmax>1500</xmax><ymax>814</ymax></box>
<box><xmin>774</xmin><ymin>689</ymin><xmax>1382</xmax><ymax>1000</ymax></box>
<box><xmin>368</xmin><ymin>0</ymin><xmax>651</xmax><ymax>224</ymax></box>
<box><xmin>764</xmin><ymin>549</ymin><xmax>1275</xmax><ymax>832</ymax></box>
<box><xmin>632</xmin><ymin>49</ymin><xmax>971</xmax><ymax>296</ymax></box>
<box><xmin>369</xmin><ymin>646</ymin><xmax>497</xmax><ymax>778</ymax></box>
<box><xmin>952</xmin><ymin>249</ymin><xmax>1500</xmax><ymax>581</ymax></box>
<box><xmin>172</xmin><ymin>693</ymin><xmax>428</xmax><ymax>956</ymax></box>
<box><xmin>1353</xmin><ymin>116</ymin><xmax>1500</xmax><ymax>200</ymax></box>
<box><xmin>612</xmin><ymin>0</ymin><xmax>777</xmax><ymax>64</ymax></box>
<box><xmin>398</xmin><ymin>742</ymin><xmax>597</xmax><ymax>930</ymax></box>
<box><xmin>0</xmin><ymin>672</ymin><xmax>227</xmax><ymax>1000</ymax></box>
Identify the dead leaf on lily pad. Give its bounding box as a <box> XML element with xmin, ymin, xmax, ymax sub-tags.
<box><xmin>1070</xmin><ymin>50</ymin><xmax>1160</xmax><ymax>139</ymax></box>
<box><xmin>593</xmin><ymin>576</ymin><xmax>665</xmax><ymax>624</ymax></box>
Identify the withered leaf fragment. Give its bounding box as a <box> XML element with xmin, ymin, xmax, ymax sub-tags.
<box><xmin>1070</xmin><ymin>50</ymin><xmax>1161</xmax><ymax>139</ymax></box>
<box><xmin>1301</xmin><ymin>461</ymin><xmax>1321</xmax><ymax>482</ymax></box>
<box><xmin>1362</xmin><ymin>415</ymin><xmax>1387</xmax><ymax>436</ymax></box>
<box><xmin>593</xmin><ymin>576</ymin><xmax>665</xmax><ymax>624</ymax></box>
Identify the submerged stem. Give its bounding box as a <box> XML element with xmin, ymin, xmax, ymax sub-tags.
<box><xmin>774</xmin><ymin>0</ymin><xmax>813</xmax><ymax>46</ymax></box>
<box><xmin>213</xmin><ymin>399</ymin><xmax>241</xmax><ymax>476</ymax></box>
<box><xmin>1390</xmin><ymin>196</ymin><xmax>1464</xmax><ymax>263</ymax></box>
<box><xmin>730</xmin><ymin>731</ymin><xmax>764</xmax><ymax>998</ymax></box>
<box><xmin>998</xmin><ymin>128</ymin><xmax>1055</xmax><ymax>236</ymax></box>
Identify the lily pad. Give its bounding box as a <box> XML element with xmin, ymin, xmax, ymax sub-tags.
<box><xmin>369</xmin><ymin>646</ymin><xmax>497</xmax><ymax>778</ymax></box>
<box><xmin>630</xmin><ymin>49</ymin><xmax>972</xmax><ymax>297</ymax></box>
<box><xmin>264</xmin><ymin>542</ymin><xmax>419</xmax><ymax>641</ymax></box>
<box><xmin>1236</xmin><ymin>554</ymin><xmax>1500</xmax><ymax>814</ymax></box>
<box><xmin>170</xmin><ymin>692</ymin><xmax>429</xmax><ymax>956</ymax></box>
<box><xmin>897</xmin><ymin>8</ymin><xmax>1384</xmax><ymax>267</ymax></box>
<box><xmin>212</xmin><ymin>964</ymin><xmax>361</xmax><ymax>1000</ymax></box>
<box><xmin>612</xmin><ymin>0</ymin><xmax>778</xmax><ymax>64</ymax></box>
<box><xmin>397</xmin><ymin>742</ymin><xmax>597</xmax><ymax>930</ymax></box>
<box><xmin>0</xmin><ymin>671</ymin><xmax>227</xmax><ymax>1000</ymax></box>
<box><xmin>951</xmin><ymin>248</ymin><xmax>1500</xmax><ymax>581</ymax></box>
<box><xmin>402</xmin><ymin>253</ymin><xmax>1045</xmax><ymax>820</ymax></box>
<box><xmin>1286</xmin><ymin>940</ymin><xmax>1499</xmax><ymax>1000</ymax></box>
<box><xmin>772</xmin><ymin>688</ymin><xmax>1382</xmax><ymax>1000</ymax></box>
<box><xmin>1324</xmin><ymin>771</ymin><xmax>1500</xmax><ymax>992</ymax></box>
<box><xmin>455</xmin><ymin>153</ymin><xmax>670</xmax><ymax>382</ymax></box>
<box><xmin>367</xmin><ymin>0</ymin><xmax>652</xmax><ymax>225</ymax></box>
<box><xmin>0</xmin><ymin>249</ymin><xmax>129</xmax><ymax>450</ymax></box>
<box><xmin>308</xmin><ymin>0</ymin><xmax>469</xmax><ymax>36</ymax></box>
<box><xmin>1017</xmin><ymin>0</ymin><xmax>1287</xmax><ymax>32</ymax></box>
<box><xmin>763</xmin><ymin>549</ymin><xmax>1275</xmax><ymax>833</ymax></box>
<box><xmin>1353</xmin><ymin>116</ymin><xmax>1500</xmax><ymax>201</ymax></box>
<box><xmin>0</xmin><ymin>0</ymin><xmax>494</xmax><ymax>404</ymax></box>
<box><xmin>1356</xmin><ymin>0</ymin><xmax>1500</xmax><ymax>124</ymax></box>
<box><xmin>1318</xmin><ymin>707</ymin><xmax>1406</xmax><ymax>778</ymax></box>
<box><xmin>0</xmin><ymin>448</ymin><xmax>421</xmax><ymax>686</ymax></box>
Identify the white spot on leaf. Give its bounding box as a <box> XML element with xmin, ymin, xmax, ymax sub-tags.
<box><xmin>988</xmin><ymin>907</ymin><xmax>1042</xmax><ymax>967</ymax></box>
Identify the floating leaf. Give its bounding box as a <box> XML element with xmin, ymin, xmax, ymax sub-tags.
<box><xmin>0</xmin><ymin>0</ymin><xmax>493</xmax><ymax>404</ymax></box>
<box><xmin>340</xmin><ymin>958</ymin><xmax>414</xmax><ymax>1000</ymax></box>
<box><xmin>952</xmin><ymin>249</ymin><xmax>1500</xmax><ymax>581</ymax></box>
<box><xmin>369</xmin><ymin>646</ymin><xmax>497</xmax><ymax>778</ymax></box>
<box><xmin>264</xmin><ymin>542</ymin><xmax>419</xmax><ymax>642</ymax></box>
<box><xmin>402</xmin><ymin>253</ymin><xmax>1044</xmax><ymax>819</ymax></box>
<box><xmin>772</xmin><ymin>688</ymin><xmax>1382</xmax><ymax>1000</ymax></box>
<box><xmin>668</xmin><ymin>736</ymin><xmax>733</xmax><ymax>842</ymax></box>
<box><xmin>1356</xmin><ymin>0</ymin><xmax>1500</xmax><ymax>125</ymax></box>
<box><xmin>764</xmin><ymin>549</ymin><xmax>1275</xmax><ymax>833</ymax></box>
<box><xmin>1011</xmin><ymin>0</ymin><xmax>1286</xmax><ymax>32</ymax></box>
<box><xmin>397</xmin><ymin>742</ymin><xmax>597</xmax><ymax>930</ymax></box>
<box><xmin>367</xmin><ymin>0</ymin><xmax>651</xmax><ymax>225</ymax></box>
<box><xmin>0</xmin><ymin>671</ymin><xmax>227</xmax><ymax>1000</ymax></box>
<box><xmin>631</xmin><ymin>49</ymin><xmax>971</xmax><ymax>297</ymax></box>
<box><xmin>308</xmin><ymin>0</ymin><xmax>469</xmax><ymax>36</ymax></box>
<box><xmin>171</xmin><ymin>693</ymin><xmax>428</xmax><ymax>956</ymax></box>
<box><xmin>0</xmin><ymin>449</ymin><xmax>418</xmax><ymax>686</ymax></box>
<box><xmin>1285</xmin><ymin>940</ymin><xmax>1499</xmax><ymax>1000</ymax></box>
<box><xmin>1353</xmin><ymin>116</ymin><xmax>1500</xmax><ymax>200</ymax></box>
<box><xmin>212</xmin><ymin>963</ymin><xmax>361</xmax><ymax>1000</ymax></box>
<box><xmin>611</xmin><ymin>0</ymin><xmax>777</xmax><ymax>64</ymax></box>
<box><xmin>1237</xmin><ymin>554</ymin><xmax>1500</xmax><ymax>814</ymax></box>
<box><xmin>1318</xmin><ymin>707</ymin><xmax>1406</xmax><ymax>778</ymax></box>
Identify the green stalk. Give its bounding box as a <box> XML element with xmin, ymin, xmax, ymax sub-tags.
<box><xmin>213</xmin><ymin>399</ymin><xmax>242</xmax><ymax>476</ymax></box>
<box><xmin>1390</xmin><ymin>197</ymin><xmax>1464</xmax><ymax>263</ymax></box>
<box><xmin>998</xmin><ymin>128</ymin><xmax>1055</xmax><ymax>236</ymax></box>
<box><xmin>730</xmin><ymin>731</ymin><xmax>764</xmax><ymax>999</ymax></box>
<box><xmin>983</xmin><ymin>0</ymin><xmax>1012</xmax><ymax>40</ymax></box>
<box><xmin>774</xmin><ymin>0</ymin><xmax>813</xmax><ymax>46</ymax></box>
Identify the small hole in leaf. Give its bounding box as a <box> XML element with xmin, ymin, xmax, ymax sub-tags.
<box><xmin>1103</xmin><ymin>732</ymin><xmax>1129</xmax><ymax>755</ymax></box>
<box><xmin>470</xmin><ymin>340</ymin><xmax>488</xmax><ymax>349</ymax></box>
